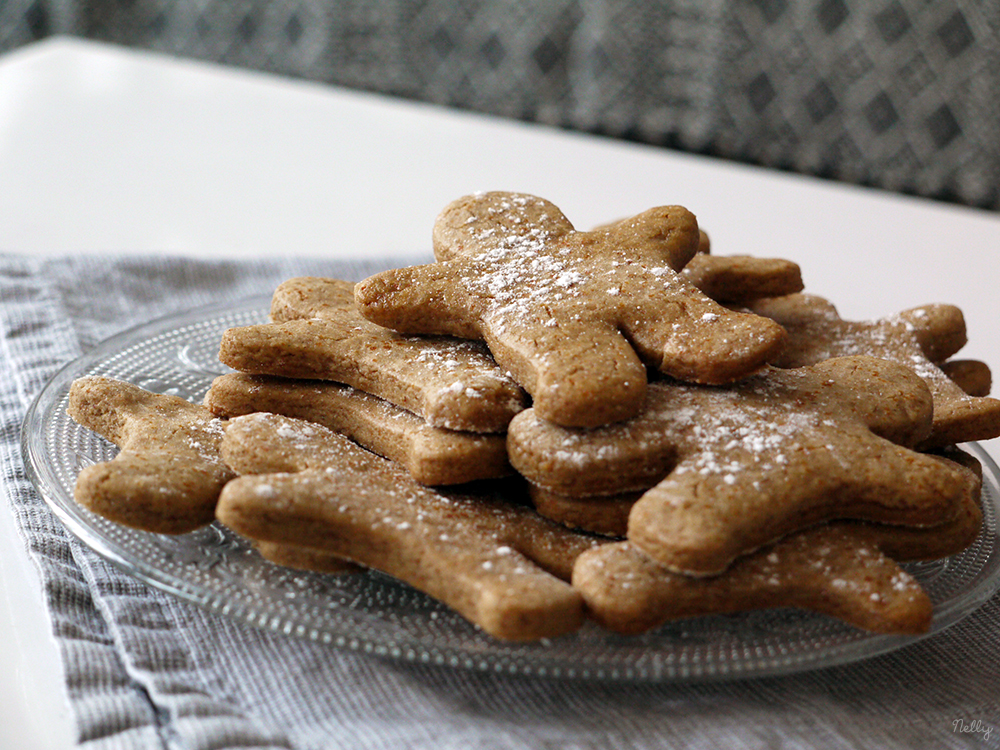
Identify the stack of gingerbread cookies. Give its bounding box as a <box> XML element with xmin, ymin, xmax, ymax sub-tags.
<box><xmin>67</xmin><ymin>191</ymin><xmax>1000</xmax><ymax>642</ymax></box>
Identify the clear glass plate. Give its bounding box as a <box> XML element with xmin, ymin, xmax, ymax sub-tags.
<box><xmin>21</xmin><ymin>295</ymin><xmax>1000</xmax><ymax>682</ymax></box>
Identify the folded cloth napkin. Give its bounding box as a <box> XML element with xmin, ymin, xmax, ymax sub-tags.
<box><xmin>1</xmin><ymin>252</ymin><xmax>998</xmax><ymax>750</ymax></box>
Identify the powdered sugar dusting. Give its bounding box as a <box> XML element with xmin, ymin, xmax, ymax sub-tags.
<box><xmin>184</xmin><ymin>416</ymin><xmax>227</xmax><ymax>467</ymax></box>
<box><xmin>456</xmin><ymin>194</ymin><xmax>684</xmax><ymax>334</ymax></box>
<box><xmin>542</xmin><ymin>371</ymin><xmax>822</xmax><ymax>485</ymax></box>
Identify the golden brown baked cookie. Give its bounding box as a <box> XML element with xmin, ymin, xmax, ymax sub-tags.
<box><xmin>219</xmin><ymin>277</ymin><xmax>526</xmax><ymax>433</ymax></box>
<box><xmin>595</xmin><ymin>217</ymin><xmax>804</xmax><ymax>304</ymax></box>
<box><xmin>528</xmin><ymin>484</ymin><xmax>636</xmax><ymax>538</ymax></box>
<box><xmin>533</xmin><ymin>449</ymin><xmax>983</xmax><ymax>555</ymax></box>
<box><xmin>67</xmin><ymin>377</ymin><xmax>233</xmax><ymax>534</ymax></box>
<box><xmin>508</xmin><ymin>356</ymin><xmax>978</xmax><ymax>575</ymax></box>
<box><xmin>205</xmin><ymin>373</ymin><xmax>510</xmax><ymax>485</ymax></box>
<box><xmin>749</xmin><ymin>293</ymin><xmax>1000</xmax><ymax>448</ymax></box>
<box><xmin>355</xmin><ymin>192</ymin><xmax>787</xmax><ymax>428</ymax></box>
<box><xmin>574</xmin><ymin>528</ymin><xmax>935</xmax><ymax>635</ymax></box>
<box><xmin>216</xmin><ymin>412</ymin><xmax>600</xmax><ymax>641</ymax></box>
<box><xmin>573</xmin><ymin>451</ymin><xmax>982</xmax><ymax>637</ymax></box>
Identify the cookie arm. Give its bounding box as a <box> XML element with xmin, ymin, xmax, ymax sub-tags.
<box><xmin>898</xmin><ymin>304</ymin><xmax>967</xmax><ymax>362</ymax></box>
<box><xmin>269</xmin><ymin>276</ymin><xmax>355</xmax><ymax>322</ymax></box>
<box><xmin>596</xmin><ymin>205</ymin><xmax>701</xmax><ymax>271</ymax></box>
<box><xmin>354</xmin><ymin>264</ymin><xmax>483</xmax><ymax>339</ymax></box>
<box><xmin>941</xmin><ymin>359</ymin><xmax>992</xmax><ymax>397</ymax></box>
<box><xmin>681</xmin><ymin>254</ymin><xmax>804</xmax><ymax>304</ymax></box>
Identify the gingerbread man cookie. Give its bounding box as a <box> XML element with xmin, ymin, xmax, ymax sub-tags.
<box><xmin>574</xmin><ymin>527</ymin><xmax>935</xmax><ymax>635</ymax></box>
<box><xmin>355</xmin><ymin>192</ymin><xmax>787</xmax><ymax>427</ymax></box>
<box><xmin>531</xmin><ymin>449</ymin><xmax>983</xmax><ymax>552</ymax></box>
<box><xmin>216</xmin><ymin>412</ymin><xmax>599</xmax><ymax>641</ymax></box>
<box><xmin>749</xmin><ymin>293</ymin><xmax>1000</xmax><ymax>447</ymax></box>
<box><xmin>574</xmin><ymin>451</ymin><xmax>982</xmax><ymax>636</ymax></box>
<box><xmin>205</xmin><ymin>373</ymin><xmax>510</xmax><ymax>485</ymax></box>
<box><xmin>67</xmin><ymin>377</ymin><xmax>233</xmax><ymax>534</ymax></box>
<box><xmin>220</xmin><ymin>277</ymin><xmax>526</xmax><ymax>433</ymax></box>
<box><xmin>571</xmin><ymin>449</ymin><xmax>982</xmax><ymax>636</ymax></box>
<box><xmin>508</xmin><ymin>356</ymin><xmax>977</xmax><ymax>575</ymax></box>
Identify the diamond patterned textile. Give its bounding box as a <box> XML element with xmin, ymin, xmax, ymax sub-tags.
<box><xmin>1</xmin><ymin>1</ymin><xmax>998</xmax><ymax>206</ymax></box>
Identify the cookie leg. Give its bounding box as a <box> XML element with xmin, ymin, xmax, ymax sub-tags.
<box><xmin>354</xmin><ymin>264</ymin><xmax>484</xmax><ymax>340</ymax></box>
<box><xmin>484</xmin><ymin>320</ymin><xmax>648</xmax><ymax>428</ymax></box>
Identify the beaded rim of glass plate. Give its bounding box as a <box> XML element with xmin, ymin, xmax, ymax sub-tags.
<box><xmin>21</xmin><ymin>295</ymin><xmax>1000</xmax><ymax>682</ymax></box>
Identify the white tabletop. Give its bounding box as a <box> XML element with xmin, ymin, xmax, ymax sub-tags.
<box><xmin>2</xmin><ymin>36</ymin><xmax>999</xmax><ymax>750</ymax></box>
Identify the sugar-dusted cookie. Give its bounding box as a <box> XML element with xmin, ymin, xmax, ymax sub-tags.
<box><xmin>574</xmin><ymin>527</ymin><xmax>934</xmax><ymax>635</ymax></box>
<box><xmin>528</xmin><ymin>484</ymin><xmax>636</xmax><ymax>538</ymax></box>
<box><xmin>216</xmin><ymin>412</ymin><xmax>600</xmax><ymax>641</ymax></box>
<box><xmin>205</xmin><ymin>373</ymin><xmax>510</xmax><ymax>485</ymax></box>
<box><xmin>508</xmin><ymin>356</ymin><xmax>978</xmax><ymax>575</ymax></box>
<box><xmin>355</xmin><ymin>192</ymin><xmax>787</xmax><ymax>428</ymax></box>
<box><xmin>534</xmin><ymin>448</ymin><xmax>983</xmax><ymax>553</ymax></box>
<box><xmin>219</xmin><ymin>277</ymin><xmax>525</xmax><ymax>433</ymax></box>
<box><xmin>749</xmin><ymin>293</ymin><xmax>1000</xmax><ymax>448</ymax></box>
<box><xmin>67</xmin><ymin>377</ymin><xmax>233</xmax><ymax>534</ymax></box>
<box><xmin>574</xmin><ymin>452</ymin><xmax>982</xmax><ymax>636</ymax></box>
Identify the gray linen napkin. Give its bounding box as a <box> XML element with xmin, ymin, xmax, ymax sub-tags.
<box><xmin>1</xmin><ymin>252</ymin><xmax>998</xmax><ymax>750</ymax></box>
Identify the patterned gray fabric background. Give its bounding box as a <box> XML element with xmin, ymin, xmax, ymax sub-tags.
<box><xmin>2</xmin><ymin>0</ymin><xmax>998</xmax><ymax>210</ymax></box>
